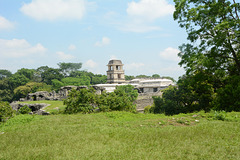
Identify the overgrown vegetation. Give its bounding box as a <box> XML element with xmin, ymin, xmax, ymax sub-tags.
<box><xmin>18</xmin><ymin>105</ymin><xmax>32</xmax><ymax>114</ymax></box>
<box><xmin>149</xmin><ymin>0</ymin><xmax>240</xmax><ymax>115</ymax></box>
<box><xmin>0</xmin><ymin>111</ymin><xmax>240</xmax><ymax>159</ymax></box>
<box><xmin>0</xmin><ymin>101</ymin><xmax>14</xmax><ymax>122</ymax></box>
<box><xmin>64</xmin><ymin>85</ymin><xmax>138</xmax><ymax>114</ymax></box>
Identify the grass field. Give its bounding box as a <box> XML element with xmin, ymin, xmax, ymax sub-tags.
<box><xmin>1</xmin><ymin>111</ymin><xmax>240</xmax><ymax>160</ymax></box>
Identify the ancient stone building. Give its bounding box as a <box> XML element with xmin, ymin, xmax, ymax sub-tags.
<box><xmin>106</xmin><ymin>60</ymin><xmax>125</xmax><ymax>84</ymax></box>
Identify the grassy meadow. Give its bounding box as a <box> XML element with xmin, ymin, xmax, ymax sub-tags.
<box><xmin>1</xmin><ymin>110</ymin><xmax>240</xmax><ymax>160</ymax></box>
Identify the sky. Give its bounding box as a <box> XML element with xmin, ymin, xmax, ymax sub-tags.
<box><xmin>0</xmin><ymin>0</ymin><xmax>188</xmax><ymax>80</ymax></box>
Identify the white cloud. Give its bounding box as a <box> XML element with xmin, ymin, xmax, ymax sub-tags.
<box><xmin>68</xmin><ymin>44</ymin><xmax>76</xmax><ymax>50</ymax></box>
<box><xmin>95</xmin><ymin>37</ymin><xmax>111</xmax><ymax>47</ymax></box>
<box><xmin>84</xmin><ymin>59</ymin><xmax>97</xmax><ymax>68</ymax></box>
<box><xmin>56</xmin><ymin>51</ymin><xmax>74</xmax><ymax>60</ymax></box>
<box><xmin>127</xmin><ymin>0</ymin><xmax>174</xmax><ymax>22</ymax></box>
<box><xmin>20</xmin><ymin>0</ymin><xmax>86</xmax><ymax>21</ymax></box>
<box><xmin>120</xmin><ymin>0</ymin><xmax>174</xmax><ymax>32</ymax></box>
<box><xmin>0</xmin><ymin>16</ymin><xmax>14</xmax><ymax>30</ymax></box>
<box><xmin>159</xmin><ymin>47</ymin><xmax>180</xmax><ymax>62</ymax></box>
<box><xmin>0</xmin><ymin>39</ymin><xmax>46</xmax><ymax>58</ymax></box>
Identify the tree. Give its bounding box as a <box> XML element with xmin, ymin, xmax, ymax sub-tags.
<box><xmin>41</xmin><ymin>68</ymin><xmax>64</xmax><ymax>85</ymax></box>
<box><xmin>61</xmin><ymin>77</ymin><xmax>91</xmax><ymax>86</ymax></box>
<box><xmin>174</xmin><ymin>0</ymin><xmax>240</xmax><ymax>75</ymax></box>
<box><xmin>136</xmin><ymin>75</ymin><xmax>151</xmax><ymax>79</ymax></box>
<box><xmin>15</xmin><ymin>68</ymin><xmax>35</xmax><ymax>80</ymax></box>
<box><xmin>0</xmin><ymin>101</ymin><xmax>14</xmax><ymax>122</ymax></box>
<box><xmin>8</xmin><ymin>74</ymin><xmax>30</xmax><ymax>90</ymax></box>
<box><xmin>172</xmin><ymin>0</ymin><xmax>240</xmax><ymax>112</ymax></box>
<box><xmin>152</xmin><ymin>74</ymin><xmax>160</xmax><ymax>78</ymax></box>
<box><xmin>125</xmin><ymin>75</ymin><xmax>135</xmax><ymax>80</ymax></box>
<box><xmin>13</xmin><ymin>82</ymin><xmax>51</xmax><ymax>99</ymax></box>
<box><xmin>58</xmin><ymin>62</ymin><xmax>82</xmax><ymax>77</ymax></box>
<box><xmin>0</xmin><ymin>69</ymin><xmax>12</xmax><ymax>80</ymax></box>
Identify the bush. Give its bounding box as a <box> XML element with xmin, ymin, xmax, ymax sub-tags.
<box><xmin>64</xmin><ymin>85</ymin><xmax>138</xmax><ymax>114</ymax></box>
<box><xmin>0</xmin><ymin>101</ymin><xmax>14</xmax><ymax>122</ymax></box>
<box><xmin>64</xmin><ymin>88</ymin><xmax>96</xmax><ymax>114</ymax></box>
<box><xmin>144</xmin><ymin>105</ymin><xmax>154</xmax><ymax>113</ymax></box>
<box><xmin>18</xmin><ymin>105</ymin><xmax>32</xmax><ymax>114</ymax></box>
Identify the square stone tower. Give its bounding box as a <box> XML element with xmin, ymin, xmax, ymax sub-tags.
<box><xmin>107</xmin><ymin>60</ymin><xmax>125</xmax><ymax>84</ymax></box>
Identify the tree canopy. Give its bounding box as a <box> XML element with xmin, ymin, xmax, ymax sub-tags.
<box><xmin>166</xmin><ymin>0</ymin><xmax>240</xmax><ymax>113</ymax></box>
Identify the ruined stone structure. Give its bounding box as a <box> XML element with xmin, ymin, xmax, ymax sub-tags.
<box><xmin>107</xmin><ymin>60</ymin><xmax>125</xmax><ymax>84</ymax></box>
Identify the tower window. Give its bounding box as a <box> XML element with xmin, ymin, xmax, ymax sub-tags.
<box><xmin>116</xmin><ymin>66</ymin><xmax>120</xmax><ymax>70</ymax></box>
<box><xmin>118</xmin><ymin>74</ymin><xmax>121</xmax><ymax>79</ymax></box>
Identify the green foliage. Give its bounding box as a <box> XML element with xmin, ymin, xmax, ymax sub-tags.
<box><xmin>64</xmin><ymin>88</ymin><xmax>96</xmax><ymax>114</ymax></box>
<box><xmin>18</xmin><ymin>105</ymin><xmax>31</xmax><ymax>114</ymax></box>
<box><xmin>125</xmin><ymin>75</ymin><xmax>135</xmax><ymax>80</ymax></box>
<box><xmin>144</xmin><ymin>105</ymin><xmax>154</xmax><ymax>113</ymax></box>
<box><xmin>152</xmin><ymin>74</ymin><xmax>160</xmax><ymax>78</ymax></box>
<box><xmin>0</xmin><ymin>101</ymin><xmax>14</xmax><ymax>122</ymax></box>
<box><xmin>41</xmin><ymin>68</ymin><xmax>64</xmax><ymax>85</ymax></box>
<box><xmin>61</xmin><ymin>76</ymin><xmax>90</xmax><ymax>86</ymax></box>
<box><xmin>8</xmin><ymin>74</ymin><xmax>30</xmax><ymax>90</ymax></box>
<box><xmin>213</xmin><ymin>75</ymin><xmax>240</xmax><ymax>112</ymax></box>
<box><xmin>14</xmin><ymin>82</ymin><xmax>51</xmax><ymax>99</ymax></box>
<box><xmin>0</xmin><ymin>79</ymin><xmax>13</xmax><ymax>102</ymax></box>
<box><xmin>15</xmin><ymin>68</ymin><xmax>35</xmax><ymax>80</ymax></box>
<box><xmin>64</xmin><ymin>85</ymin><xmax>138</xmax><ymax>114</ymax></box>
<box><xmin>136</xmin><ymin>75</ymin><xmax>151</xmax><ymax>79</ymax></box>
<box><xmin>0</xmin><ymin>69</ymin><xmax>12</xmax><ymax>80</ymax></box>
<box><xmin>58</xmin><ymin>62</ymin><xmax>82</xmax><ymax>77</ymax></box>
<box><xmin>51</xmin><ymin>79</ymin><xmax>64</xmax><ymax>91</ymax></box>
<box><xmin>173</xmin><ymin>0</ymin><xmax>240</xmax><ymax>113</ymax></box>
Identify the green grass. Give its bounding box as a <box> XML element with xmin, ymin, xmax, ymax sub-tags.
<box><xmin>0</xmin><ymin>111</ymin><xmax>240</xmax><ymax>160</ymax></box>
<box><xmin>18</xmin><ymin>100</ymin><xmax>66</xmax><ymax>113</ymax></box>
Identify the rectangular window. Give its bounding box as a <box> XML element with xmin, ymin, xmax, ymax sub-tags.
<box><xmin>153</xmin><ymin>88</ymin><xmax>158</xmax><ymax>92</ymax></box>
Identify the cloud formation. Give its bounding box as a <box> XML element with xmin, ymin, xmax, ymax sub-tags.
<box><xmin>0</xmin><ymin>39</ymin><xmax>46</xmax><ymax>58</ymax></box>
<box><xmin>159</xmin><ymin>47</ymin><xmax>180</xmax><ymax>62</ymax></box>
<box><xmin>56</xmin><ymin>51</ymin><xmax>74</xmax><ymax>60</ymax></box>
<box><xmin>20</xmin><ymin>0</ymin><xmax>86</xmax><ymax>21</ymax></box>
<box><xmin>95</xmin><ymin>37</ymin><xmax>111</xmax><ymax>47</ymax></box>
<box><xmin>84</xmin><ymin>59</ymin><xmax>97</xmax><ymax>68</ymax></box>
<box><xmin>127</xmin><ymin>0</ymin><xmax>174</xmax><ymax>22</ymax></box>
<box><xmin>0</xmin><ymin>16</ymin><xmax>14</xmax><ymax>30</ymax></box>
<box><xmin>68</xmin><ymin>44</ymin><xmax>76</xmax><ymax>50</ymax></box>
<box><xmin>122</xmin><ymin>0</ymin><xmax>174</xmax><ymax>32</ymax></box>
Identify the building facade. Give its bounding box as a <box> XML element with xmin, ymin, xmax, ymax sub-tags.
<box><xmin>106</xmin><ymin>60</ymin><xmax>125</xmax><ymax>84</ymax></box>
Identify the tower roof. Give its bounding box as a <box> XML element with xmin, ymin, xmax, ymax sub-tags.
<box><xmin>108</xmin><ymin>60</ymin><xmax>123</xmax><ymax>65</ymax></box>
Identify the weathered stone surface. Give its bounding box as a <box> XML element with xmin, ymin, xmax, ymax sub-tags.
<box><xmin>10</xmin><ymin>103</ymin><xmax>50</xmax><ymax>115</ymax></box>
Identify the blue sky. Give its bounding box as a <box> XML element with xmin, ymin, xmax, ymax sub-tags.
<box><xmin>0</xmin><ymin>0</ymin><xmax>187</xmax><ymax>80</ymax></box>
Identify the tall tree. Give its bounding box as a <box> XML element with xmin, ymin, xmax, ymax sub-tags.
<box><xmin>174</xmin><ymin>0</ymin><xmax>240</xmax><ymax>75</ymax></box>
<box><xmin>173</xmin><ymin>0</ymin><xmax>240</xmax><ymax>112</ymax></box>
<box><xmin>58</xmin><ymin>62</ymin><xmax>82</xmax><ymax>77</ymax></box>
<box><xmin>0</xmin><ymin>70</ymin><xmax>12</xmax><ymax>80</ymax></box>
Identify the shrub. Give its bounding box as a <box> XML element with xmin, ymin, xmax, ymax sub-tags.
<box><xmin>0</xmin><ymin>101</ymin><xmax>14</xmax><ymax>122</ymax></box>
<box><xmin>144</xmin><ymin>105</ymin><xmax>154</xmax><ymax>113</ymax></box>
<box><xmin>64</xmin><ymin>85</ymin><xmax>138</xmax><ymax>114</ymax></box>
<box><xmin>18</xmin><ymin>105</ymin><xmax>32</xmax><ymax>114</ymax></box>
<box><xmin>64</xmin><ymin>88</ymin><xmax>96</xmax><ymax>114</ymax></box>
